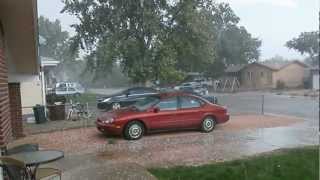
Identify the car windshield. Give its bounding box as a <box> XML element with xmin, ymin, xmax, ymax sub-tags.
<box><xmin>132</xmin><ymin>96</ymin><xmax>160</xmax><ymax>111</ymax></box>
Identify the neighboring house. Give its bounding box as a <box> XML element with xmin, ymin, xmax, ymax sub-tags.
<box><xmin>224</xmin><ymin>61</ymin><xmax>308</xmax><ymax>90</ymax></box>
<box><xmin>311</xmin><ymin>68</ymin><xmax>319</xmax><ymax>90</ymax></box>
<box><xmin>0</xmin><ymin>0</ymin><xmax>39</xmax><ymax>144</ymax></box>
<box><xmin>240</xmin><ymin>62</ymin><xmax>275</xmax><ymax>89</ymax></box>
<box><xmin>41</xmin><ymin>56</ymin><xmax>60</xmax><ymax>90</ymax></box>
<box><xmin>272</xmin><ymin>61</ymin><xmax>309</xmax><ymax>88</ymax></box>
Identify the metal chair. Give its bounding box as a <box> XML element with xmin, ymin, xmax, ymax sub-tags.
<box><xmin>35</xmin><ymin>167</ymin><xmax>62</xmax><ymax>180</ymax></box>
<box><xmin>0</xmin><ymin>157</ymin><xmax>61</xmax><ymax>180</ymax></box>
<box><xmin>0</xmin><ymin>157</ymin><xmax>28</xmax><ymax>180</ymax></box>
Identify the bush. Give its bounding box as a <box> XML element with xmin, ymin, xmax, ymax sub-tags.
<box><xmin>276</xmin><ymin>80</ymin><xmax>286</xmax><ymax>90</ymax></box>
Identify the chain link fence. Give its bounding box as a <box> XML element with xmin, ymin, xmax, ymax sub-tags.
<box><xmin>214</xmin><ymin>92</ymin><xmax>319</xmax><ymax>121</ymax></box>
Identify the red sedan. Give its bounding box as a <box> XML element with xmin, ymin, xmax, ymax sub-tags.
<box><xmin>96</xmin><ymin>92</ymin><xmax>229</xmax><ymax>140</ymax></box>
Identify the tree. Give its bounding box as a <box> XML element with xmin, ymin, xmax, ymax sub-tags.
<box><xmin>286</xmin><ymin>31</ymin><xmax>319</xmax><ymax>65</ymax></box>
<box><xmin>38</xmin><ymin>16</ymin><xmax>74</xmax><ymax>61</ymax></box>
<box><xmin>61</xmin><ymin>0</ymin><xmax>261</xmax><ymax>83</ymax></box>
<box><xmin>39</xmin><ymin>16</ymin><xmax>81</xmax><ymax>83</ymax></box>
<box><xmin>212</xmin><ymin>4</ymin><xmax>261</xmax><ymax>65</ymax></box>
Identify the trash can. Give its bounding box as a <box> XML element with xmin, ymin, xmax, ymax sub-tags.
<box><xmin>33</xmin><ymin>105</ymin><xmax>46</xmax><ymax>124</ymax></box>
<box><xmin>47</xmin><ymin>104</ymin><xmax>66</xmax><ymax>121</ymax></box>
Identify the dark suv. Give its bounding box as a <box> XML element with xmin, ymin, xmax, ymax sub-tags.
<box><xmin>97</xmin><ymin>87</ymin><xmax>158</xmax><ymax>110</ymax></box>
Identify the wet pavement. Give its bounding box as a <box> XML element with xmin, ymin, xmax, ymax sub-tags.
<box><xmin>215</xmin><ymin>91</ymin><xmax>319</xmax><ymax>121</ymax></box>
<box><xmin>10</xmin><ymin>115</ymin><xmax>318</xmax><ymax>171</ymax></box>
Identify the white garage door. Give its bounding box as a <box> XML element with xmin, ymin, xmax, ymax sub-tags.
<box><xmin>313</xmin><ymin>74</ymin><xmax>319</xmax><ymax>90</ymax></box>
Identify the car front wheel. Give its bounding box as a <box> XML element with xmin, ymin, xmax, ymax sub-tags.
<box><xmin>201</xmin><ymin>116</ymin><xmax>216</xmax><ymax>133</ymax></box>
<box><xmin>124</xmin><ymin>121</ymin><xmax>144</xmax><ymax>140</ymax></box>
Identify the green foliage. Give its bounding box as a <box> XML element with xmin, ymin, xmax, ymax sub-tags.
<box><xmin>212</xmin><ymin>3</ymin><xmax>261</xmax><ymax>65</ymax></box>
<box><xmin>39</xmin><ymin>16</ymin><xmax>81</xmax><ymax>85</ymax></box>
<box><xmin>149</xmin><ymin>146</ymin><xmax>319</xmax><ymax>180</ymax></box>
<box><xmin>38</xmin><ymin>16</ymin><xmax>77</xmax><ymax>62</ymax></box>
<box><xmin>62</xmin><ymin>0</ymin><xmax>261</xmax><ymax>83</ymax></box>
<box><xmin>286</xmin><ymin>31</ymin><xmax>319</xmax><ymax>65</ymax></box>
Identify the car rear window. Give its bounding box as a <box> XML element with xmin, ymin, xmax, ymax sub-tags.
<box><xmin>180</xmin><ymin>96</ymin><xmax>201</xmax><ymax>109</ymax></box>
<box><xmin>155</xmin><ymin>97</ymin><xmax>178</xmax><ymax>110</ymax></box>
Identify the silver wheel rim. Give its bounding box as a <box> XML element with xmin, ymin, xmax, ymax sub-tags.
<box><xmin>203</xmin><ymin>118</ymin><xmax>214</xmax><ymax>131</ymax></box>
<box><xmin>129</xmin><ymin>124</ymin><xmax>142</xmax><ymax>139</ymax></box>
<box><xmin>112</xmin><ymin>103</ymin><xmax>121</xmax><ymax>110</ymax></box>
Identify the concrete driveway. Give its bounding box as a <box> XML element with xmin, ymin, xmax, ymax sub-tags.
<box><xmin>10</xmin><ymin>114</ymin><xmax>318</xmax><ymax>179</ymax></box>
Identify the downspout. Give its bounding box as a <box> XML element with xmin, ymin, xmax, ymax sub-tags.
<box><xmin>34</xmin><ymin>0</ymin><xmax>47</xmax><ymax>115</ymax></box>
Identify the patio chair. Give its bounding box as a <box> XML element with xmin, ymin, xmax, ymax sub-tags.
<box><xmin>0</xmin><ymin>156</ymin><xmax>28</xmax><ymax>180</ymax></box>
<box><xmin>0</xmin><ymin>157</ymin><xmax>62</xmax><ymax>180</ymax></box>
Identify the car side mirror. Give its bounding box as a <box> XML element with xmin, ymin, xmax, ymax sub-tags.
<box><xmin>153</xmin><ymin>107</ymin><xmax>160</xmax><ymax>113</ymax></box>
<box><xmin>125</xmin><ymin>93</ymin><xmax>129</xmax><ymax>97</ymax></box>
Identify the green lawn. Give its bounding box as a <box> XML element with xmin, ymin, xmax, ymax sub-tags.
<box><xmin>149</xmin><ymin>146</ymin><xmax>319</xmax><ymax>180</ymax></box>
<box><xmin>66</xmin><ymin>93</ymin><xmax>100</xmax><ymax>104</ymax></box>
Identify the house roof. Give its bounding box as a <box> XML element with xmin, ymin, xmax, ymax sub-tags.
<box><xmin>225</xmin><ymin>60</ymin><xmax>309</xmax><ymax>73</ymax></box>
<box><xmin>225</xmin><ymin>64</ymin><xmax>246</xmax><ymax>73</ymax></box>
<box><xmin>0</xmin><ymin>0</ymin><xmax>39</xmax><ymax>74</ymax></box>
<box><xmin>278</xmin><ymin>60</ymin><xmax>309</xmax><ymax>70</ymax></box>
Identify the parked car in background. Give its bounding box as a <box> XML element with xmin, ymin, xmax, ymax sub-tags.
<box><xmin>174</xmin><ymin>82</ymin><xmax>198</xmax><ymax>90</ymax></box>
<box><xmin>96</xmin><ymin>92</ymin><xmax>229</xmax><ymax>140</ymax></box>
<box><xmin>55</xmin><ymin>82</ymin><xmax>85</xmax><ymax>96</ymax></box>
<box><xmin>179</xmin><ymin>86</ymin><xmax>218</xmax><ymax>104</ymax></box>
<box><xmin>175</xmin><ymin>82</ymin><xmax>209</xmax><ymax>95</ymax></box>
<box><xmin>97</xmin><ymin>87</ymin><xmax>158</xmax><ymax>110</ymax></box>
<box><xmin>46</xmin><ymin>82</ymin><xmax>84</xmax><ymax>104</ymax></box>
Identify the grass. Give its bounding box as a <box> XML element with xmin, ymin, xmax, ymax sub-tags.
<box><xmin>65</xmin><ymin>93</ymin><xmax>100</xmax><ymax>104</ymax></box>
<box><xmin>149</xmin><ymin>146</ymin><xmax>319</xmax><ymax>180</ymax></box>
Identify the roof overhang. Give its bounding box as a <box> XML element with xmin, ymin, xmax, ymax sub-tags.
<box><xmin>0</xmin><ymin>0</ymin><xmax>39</xmax><ymax>74</ymax></box>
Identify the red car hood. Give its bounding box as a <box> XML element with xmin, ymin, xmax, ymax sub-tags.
<box><xmin>99</xmin><ymin>107</ymin><xmax>139</xmax><ymax>120</ymax></box>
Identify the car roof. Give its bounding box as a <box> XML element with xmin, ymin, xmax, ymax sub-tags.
<box><xmin>159</xmin><ymin>91</ymin><xmax>200</xmax><ymax>99</ymax></box>
<box><xmin>128</xmin><ymin>87</ymin><xmax>156</xmax><ymax>91</ymax></box>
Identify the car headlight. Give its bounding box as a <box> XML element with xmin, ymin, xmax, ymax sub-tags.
<box><xmin>103</xmin><ymin>118</ymin><xmax>114</xmax><ymax>124</ymax></box>
<box><xmin>102</xmin><ymin>98</ymin><xmax>111</xmax><ymax>102</ymax></box>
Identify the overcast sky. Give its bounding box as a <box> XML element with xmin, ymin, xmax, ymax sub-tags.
<box><xmin>38</xmin><ymin>0</ymin><xmax>319</xmax><ymax>60</ymax></box>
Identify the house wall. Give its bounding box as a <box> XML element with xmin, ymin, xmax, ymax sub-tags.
<box><xmin>8</xmin><ymin>83</ymin><xmax>23</xmax><ymax>138</ymax></box>
<box><xmin>8</xmin><ymin>74</ymin><xmax>42</xmax><ymax>115</ymax></box>
<box><xmin>0</xmin><ymin>34</ymin><xmax>12</xmax><ymax>145</ymax></box>
<box><xmin>240</xmin><ymin>64</ymin><xmax>273</xmax><ymax>89</ymax></box>
<box><xmin>0</xmin><ymin>0</ymin><xmax>39</xmax><ymax>145</ymax></box>
<box><xmin>273</xmin><ymin>63</ymin><xmax>306</xmax><ymax>88</ymax></box>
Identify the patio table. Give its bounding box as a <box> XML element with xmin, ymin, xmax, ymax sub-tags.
<box><xmin>8</xmin><ymin>150</ymin><xmax>64</xmax><ymax>180</ymax></box>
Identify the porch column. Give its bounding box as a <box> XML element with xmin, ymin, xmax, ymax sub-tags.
<box><xmin>8</xmin><ymin>83</ymin><xmax>24</xmax><ymax>138</ymax></box>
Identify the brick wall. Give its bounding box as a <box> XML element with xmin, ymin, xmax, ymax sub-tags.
<box><xmin>0</xmin><ymin>48</ymin><xmax>12</xmax><ymax>145</ymax></box>
<box><xmin>8</xmin><ymin>83</ymin><xmax>23</xmax><ymax>138</ymax></box>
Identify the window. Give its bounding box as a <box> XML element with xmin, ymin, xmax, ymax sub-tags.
<box><xmin>247</xmin><ymin>72</ymin><xmax>253</xmax><ymax>80</ymax></box>
<box><xmin>68</xmin><ymin>87</ymin><xmax>76</xmax><ymax>92</ymax></box>
<box><xmin>133</xmin><ymin>96</ymin><xmax>160</xmax><ymax>111</ymax></box>
<box><xmin>56</xmin><ymin>87</ymin><xmax>67</xmax><ymax>91</ymax></box>
<box><xmin>260</xmin><ymin>72</ymin><xmax>264</xmax><ymax>77</ymax></box>
<box><xmin>129</xmin><ymin>88</ymin><xmax>154</xmax><ymax>95</ymax></box>
<box><xmin>155</xmin><ymin>97</ymin><xmax>178</xmax><ymax>110</ymax></box>
<box><xmin>180</xmin><ymin>96</ymin><xmax>201</xmax><ymax>109</ymax></box>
